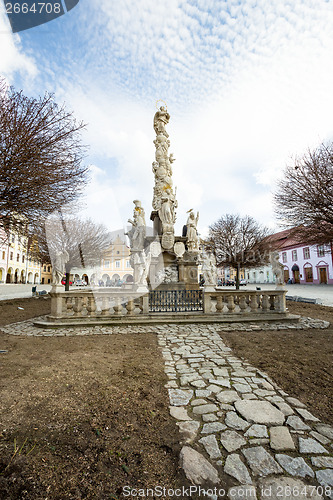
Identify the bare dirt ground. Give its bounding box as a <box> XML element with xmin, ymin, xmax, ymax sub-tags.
<box><xmin>220</xmin><ymin>301</ymin><xmax>333</xmax><ymax>426</ymax></box>
<box><xmin>0</xmin><ymin>297</ymin><xmax>332</xmax><ymax>499</ymax></box>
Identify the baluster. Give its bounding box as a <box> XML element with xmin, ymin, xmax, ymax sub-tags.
<box><xmin>269</xmin><ymin>294</ymin><xmax>275</xmax><ymax>310</ymax></box>
<box><xmin>250</xmin><ymin>293</ymin><xmax>258</xmax><ymax>312</ymax></box>
<box><xmin>66</xmin><ymin>297</ymin><xmax>73</xmax><ymax>314</ymax></box>
<box><xmin>216</xmin><ymin>295</ymin><xmax>223</xmax><ymax>313</ymax></box>
<box><xmin>113</xmin><ymin>297</ymin><xmax>123</xmax><ymax>316</ymax></box>
<box><xmin>101</xmin><ymin>296</ymin><xmax>110</xmax><ymax>316</ymax></box>
<box><xmin>73</xmin><ymin>297</ymin><xmax>83</xmax><ymax>317</ymax></box>
<box><xmin>239</xmin><ymin>295</ymin><xmax>247</xmax><ymax>313</ymax></box>
<box><xmin>87</xmin><ymin>296</ymin><xmax>96</xmax><ymax>316</ymax></box>
<box><xmin>227</xmin><ymin>294</ymin><xmax>235</xmax><ymax>313</ymax></box>
<box><xmin>261</xmin><ymin>293</ymin><xmax>269</xmax><ymax>312</ymax></box>
<box><xmin>126</xmin><ymin>297</ymin><xmax>135</xmax><ymax>315</ymax></box>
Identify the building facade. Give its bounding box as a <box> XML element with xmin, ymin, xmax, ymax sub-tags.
<box><xmin>0</xmin><ymin>228</ymin><xmax>41</xmax><ymax>284</ymax></box>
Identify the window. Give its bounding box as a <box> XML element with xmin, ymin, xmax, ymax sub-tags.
<box><xmin>2</xmin><ymin>251</ymin><xmax>5</xmax><ymax>260</ymax></box>
<box><xmin>11</xmin><ymin>235</ymin><xmax>14</xmax><ymax>243</ymax></box>
<box><xmin>126</xmin><ymin>260</ymin><xmax>131</xmax><ymax>268</ymax></box>
<box><xmin>10</xmin><ymin>252</ymin><xmax>13</xmax><ymax>260</ymax></box>
<box><xmin>48</xmin><ymin>278</ymin><xmax>51</xmax><ymax>284</ymax></box>
<box><xmin>17</xmin><ymin>253</ymin><xmax>20</xmax><ymax>262</ymax></box>
<box><xmin>116</xmin><ymin>260</ymin><xmax>120</xmax><ymax>268</ymax></box>
<box><xmin>47</xmin><ymin>266</ymin><xmax>50</xmax><ymax>272</ymax></box>
<box><xmin>104</xmin><ymin>260</ymin><xmax>110</xmax><ymax>268</ymax></box>
<box><xmin>117</xmin><ymin>251</ymin><xmax>120</xmax><ymax>254</ymax></box>
<box><xmin>282</xmin><ymin>252</ymin><xmax>287</xmax><ymax>263</ymax></box>
<box><xmin>22</xmin><ymin>256</ymin><xmax>25</xmax><ymax>263</ymax></box>
<box><xmin>303</xmin><ymin>247</ymin><xmax>310</xmax><ymax>259</ymax></box>
<box><xmin>43</xmin><ymin>266</ymin><xmax>46</xmax><ymax>272</ymax></box>
<box><xmin>305</xmin><ymin>267</ymin><xmax>313</xmax><ymax>283</ymax></box>
<box><xmin>292</xmin><ymin>250</ymin><xmax>297</xmax><ymax>261</ymax></box>
<box><xmin>317</xmin><ymin>245</ymin><xmax>325</xmax><ymax>257</ymax></box>
<box><xmin>41</xmin><ymin>278</ymin><xmax>45</xmax><ymax>284</ymax></box>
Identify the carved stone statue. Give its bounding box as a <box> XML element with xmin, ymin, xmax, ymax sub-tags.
<box><xmin>186</xmin><ymin>209</ymin><xmax>199</xmax><ymax>252</ymax></box>
<box><xmin>159</xmin><ymin>188</ymin><xmax>177</xmax><ymax>226</ymax></box>
<box><xmin>136</xmin><ymin>249</ymin><xmax>151</xmax><ymax>287</ymax></box>
<box><xmin>52</xmin><ymin>249</ymin><xmax>69</xmax><ymax>285</ymax></box>
<box><xmin>153</xmin><ymin>106</ymin><xmax>170</xmax><ymax>137</ymax></box>
<box><xmin>270</xmin><ymin>251</ymin><xmax>284</xmax><ymax>286</ymax></box>
<box><xmin>202</xmin><ymin>251</ymin><xmax>217</xmax><ymax>287</ymax></box>
<box><xmin>126</xmin><ymin>200</ymin><xmax>146</xmax><ymax>251</ymax></box>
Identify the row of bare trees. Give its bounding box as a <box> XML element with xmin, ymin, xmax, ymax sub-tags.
<box><xmin>207</xmin><ymin>141</ymin><xmax>333</xmax><ymax>287</ymax></box>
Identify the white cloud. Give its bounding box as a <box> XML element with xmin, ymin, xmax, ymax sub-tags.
<box><xmin>0</xmin><ymin>4</ymin><xmax>37</xmax><ymax>80</ymax></box>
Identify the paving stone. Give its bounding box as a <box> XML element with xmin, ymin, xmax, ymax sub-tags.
<box><xmin>295</xmin><ymin>408</ymin><xmax>319</xmax><ymax>422</ymax></box>
<box><xmin>165</xmin><ymin>380</ymin><xmax>178</xmax><ymax>388</ymax></box>
<box><xmin>208</xmin><ymin>378</ymin><xmax>231</xmax><ymax>388</ymax></box>
<box><xmin>192</xmin><ymin>404</ymin><xmax>219</xmax><ymax>415</ymax></box>
<box><xmin>225</xmin><ymin>412</ymin><xmax>250</xmax><ymax>431</ymax></box>
<box><xmin>249</xmin><ymin>438</ymin><xmax>270</xmax><ymax>445</ymax></box>
<box><xmin>180</xmin><ymin>374</ymin><xmax>202</xmax><ymax>386</ymax></box>
<box><xmin>180</xmin><ymin>446</ymin><xmax>220</xmax><ymax>485</ymax></box>
<box><xmin>298</xmin><ymin>438</ymin><xmax>328</xmax><ymax>454</ymax></box>
<box><xmin>286</xmin><ymin>416</ymin><xmax>311</xmax><ymax>431</ymax></box>
<box><xmin>245</xmin><ymin>424</ymin><xmax>268</xmax><ymax>438</ymax></box>
<box><xmin>270</xmin><ymin>426</ymin><xmax>295</xmax><ymax>451</ymax></box>
<box><xmin>220</xmin><ymin>430</ymin><xmax>247</xmax><ymax>452</ymax></box>
<box><xmin>276</xmin><ymin>454</ymin><xmax>314</xmax><ymax>478</ymax></box>
<box><xmin>258</xmin><ymin>476</ymin><xmax>324</xmax><ymax>500</ymax></box>
<box><xmin>176</xmin><ymin>421</ymin><xmax>200</xmax><ymax>442</ymax></box>
<box><xmin>213</xmin><ymin>367</ymin><xmax>229</xmax><ymax>377</ymax></box>
<box><xmin>315</xmin><ymin>469</ymin><xmax>333</xmax><ymax>499</ymax></box>
<box><xmin>311</xmin><ymin>456</ymin><xmax>333</xmax><ymax>468</ymax></box>
<box><xmin>235</xmin><ymin>401</ymin><xmax>285</xmax><ymax>425</ymax></box>
<box><xmin>202</xmin><ymin>422</ymin><xmax>227</xmax><ymax>434</ymax></box>
<box><xmin>309</xmin><ymin>431</ymin><xmax>330</xmax><ymax>445</ymax></box>
<box><xmin>168</xmin><ymin>389</ymin><xmax>193</xmax><ymax>406</ymax></box>
<box><xmin>220</xmin><ymin>403</ymin><xmax>236</xmax><ymax>411</ymax></box>
<box><xmin>285</xmin><ymin>397</ymin><xmax>307</xmax><ymax>408</ymax></box>
<box><xmin>242</xmin><ymin>393</ymin><xmax>258</xmax><ymax>400</ymax></box>
<box><xmin>191</xmin><ymin>399</ymin><xmax>208</xmax><ymax>406</ymax></box>
<box><xmin>169</xmin><ymin>406</ymin><xmax>190</xmax><ymax>421</ymax></box>
<box><xmin>206</xmin><ymin>384</ymin><xmax>225</xmax><ymax>394</ymax></box>
<box><xmin>224</xmin><ymin>453</ymin><xmax>253</xmax><ymax>484</ymax></box>
<box><xmin>198</xmin><ymin>435</ymin><xmax>222</xmax><ymax>459</ymax></box>
<box><xmin>190</xmin><ymin>379</ymin><xmax>207</xmax><ymax>388</ymax></box>
<box><xmin>202</xmin><ymin>413</ymin><xmax>218</xmax><ymax>422</ymax></box>
<box><xmin>228</xmin><ymin>485</ymin><xmax>257</xmax><ymax>500</ymax></box>
<box><xmin>233</xmin><ymin>383</ymin><xmax>252</xmax><ymax>393</ymax></box>
<box><xmin>315</xmin><ymin>424</ymin><xmax>333</xmax><ymax>440</ymax></box>
<box><xmin>196</xmin><ymin>389</ymin><xmax>211</xmax><ymax>398</ymax></box>
<box><xmin>217</xmin><ymin>390</ymin><xmax>240</xmax><ymax>403</ymax></box>
<box><xmin>274</xmin><ymin>402</ymin><xmax>294</xmax><ymax>416</ymax></box>
<box><xmin>242</xmin><ymin>446</ymin><xmax>283</xmax><ymax>476</ymax></box>
<box><xmin>253</xmin><ymin>389</ymin><xmax>276</xmax><ymax>397</ymax></box>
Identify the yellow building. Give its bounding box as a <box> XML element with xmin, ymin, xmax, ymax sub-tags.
<box><xmin>41</xmin><ymin>263</ymin><xmax>52</xmax><ymax>285</ymax></box>
<box><xmin>100</xmin><ymin>234</ymin><xmax>133</xmax><ymax>285</ymax></box>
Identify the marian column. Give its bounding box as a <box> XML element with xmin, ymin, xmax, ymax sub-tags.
<box><xmin>151</xmin><ymin>105</ymin><xmax>178</xmax><ymax>251</ymax></box>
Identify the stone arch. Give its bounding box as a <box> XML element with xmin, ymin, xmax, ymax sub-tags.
<box><xmin>20</xmin><ymin>270</ymin><xmax>25</xmax><ymax>283</ymax></box>
<box><xmin>102</xmin><ymin>273</ymin><xmax>110</xmax><ymax>282</ymax></box>
<box><xmin>82</xmin><ymin>273</ymin><xmax>89</xmax><ymax>284</ymax></box>
<box><xmin>34</xmin><ymin>273</ymin><xmax>39</xmax><ymax>284</ymax></box>
<box><xmin>123</xmin><ymin>274</ymin><xmax>134</xmax><ymax>283</ymax></box>
<box><xmin>14</xmin><ymin>268</ymin><xmax>19</xmax><ymax>284</ymax></box>
<box><xmin>6</xmin><ymin>267</ymin><xmax>14</xmax><ymax>283</ymax></box>
<box><xmin>27</xmin><ymin>272</ymin><xmax>33</xmax><ymax>283</ymax></box>
<box><xmin>0</xmin><ymin>267</ymin><xmax>5</xmax><ymax>283</ymax></box>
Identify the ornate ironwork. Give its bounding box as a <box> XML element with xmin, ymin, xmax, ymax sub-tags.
<box><xmin>149</xmin><ymin>289</ymin><xmax>203</xmax><ymax>313</ymax></box>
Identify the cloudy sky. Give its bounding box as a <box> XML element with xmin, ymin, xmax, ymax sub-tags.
<box><xmin>1</xmin><ymin>0</ymin><xmax>333</xmax><ymax>238</ymax></box>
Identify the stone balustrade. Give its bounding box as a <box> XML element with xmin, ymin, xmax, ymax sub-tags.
<box><xmin>203</xmin><ymin>288</ymin><xmax>287</xmax><ymax>315</ymax></box>
<box><xmin>47</xmin><ymin>288</ymin><xmax>288</xmax><ymax>324</ymax></box>
<box><xmin>50</xmin><ymin>289</ymin><xmax>149</xmax><ymax>320</ymax></box>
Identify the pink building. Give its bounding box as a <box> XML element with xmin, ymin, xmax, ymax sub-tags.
<box><xmin>269</xmin><ymin>229</ymin><xmax>333</xmax><ymax>285</ymax></box>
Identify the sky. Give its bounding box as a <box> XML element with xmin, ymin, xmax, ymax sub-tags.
<box><xmin>1</xmin><ymin>0</ymin><xmax>333</xmax><ymax>239</ymax></box>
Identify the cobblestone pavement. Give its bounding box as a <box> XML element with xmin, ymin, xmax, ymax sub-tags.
<box><xmin>1</xmin><ymin>318</ymin><xmax>332</xmax><ymax>499</ymax></box>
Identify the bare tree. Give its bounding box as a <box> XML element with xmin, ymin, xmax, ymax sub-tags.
<box><xmin>208</xmin><ymin>214</ymin><xmax>271</xmax><ymax>289</ymax></box>
<box><xmin>33</xmin><ymin>213</ymin><xmax>111</xmax><ymax>290</ymax></box>
<box><xmin>274</xmin><ymin>141</ymin><xmax>333</xmax><ymax>245</ymax></box>
<box><xmin>0</xmin><ymin>77</ymin><xmax>89</xmax><ymax>235</ymax></box>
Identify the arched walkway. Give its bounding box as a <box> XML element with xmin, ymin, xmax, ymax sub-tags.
<box><xmin>82</xmin><ymin>274</ymin><xmax>89</xmax><ymax>285</ymax></box>
<box><xmin>27</xmin><ymin>272</ymin><xmax>33</xmax><ymax>283</ymax></box>
<box><xmin>34</xmin><ymin>273</ymin><xmax>39</xmax><ymax>284</ymax></box>
<box><xmin>123</xmin><ymin>274</ymin><xmax>134</xmax><ymax>283</ymax></box>
<box><xmin>0</xmin><ymin>267</ymin><xmax>5</xmax><ymax>283</ymax></box>
<box><xmin>14</xmin><ymin>268</ymin><xmax>19</xmax><ymax>284</ymax></box>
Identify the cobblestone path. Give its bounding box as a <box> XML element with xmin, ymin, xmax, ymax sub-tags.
<box><xmin>2</xmin><ymin>318</ymin><xmax>332</xmax><ymax>499</ymax></box>
<box><xmin>158</xmin><ymin>324</ymin><xmax>333</xmax><ymax>500</ymax></box>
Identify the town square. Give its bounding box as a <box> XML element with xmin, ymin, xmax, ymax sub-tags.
<box><xmin>0</xmin><ymin>0</ymin><xmax>333</xmax><ymax>499</ymax></box>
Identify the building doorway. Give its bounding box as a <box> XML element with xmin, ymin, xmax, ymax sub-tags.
<box><xmin>292</xmin><ymin>264</ymin><xmax>300</xmax><ymax>283</ymax></box>
<box><xmin>283</xmin><ymin>269</ymin><xmax>289</xmax><ymax>283</ymax></box>
<box><xmin>319</xmin><ymin>267</ymin><xmax>328</xmax><ymax>284</ymax></box>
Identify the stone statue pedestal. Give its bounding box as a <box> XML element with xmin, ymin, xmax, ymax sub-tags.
<box><xmin>204</xmin><ymin>285</ymin><xmax>216</xmax><ymax>292</ymax></box>
<box><xmin>51</xmin><ymin>284</ymin><xmax>63</xmax><ymax>293</ymax></box>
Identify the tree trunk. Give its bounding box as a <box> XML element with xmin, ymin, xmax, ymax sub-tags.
<box><xmin>235</xmin><ymin>264</ymin><xmax>240</xmax><ymax>290</ymax></box>
<box><xmin>65</xmin><ymin>265</ymin><xmax>71</xmax><ymax>292</ymax></box>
